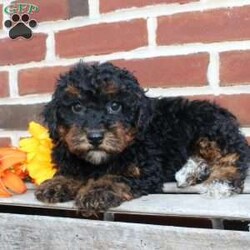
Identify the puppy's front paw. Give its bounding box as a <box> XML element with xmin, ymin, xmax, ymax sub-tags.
<box><xmin>75</xmin><ymin>188</ymin><xmax>123</xmax><ymax>217</ymax></box>
<box><xmin>75</xmin><ymin>179</ymin><xmax>133</xmax><ymax>216</ymax></box>
<box><xmin>35</xmin><ymin>176</ymin><xmax>81</xmax><ymax>203</ymax></box>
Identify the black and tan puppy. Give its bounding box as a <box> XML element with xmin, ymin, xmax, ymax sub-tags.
<box><xmin>35</xmin><ymin>62</ymin><xmax>250</xmax><ymax>215</ymax></box>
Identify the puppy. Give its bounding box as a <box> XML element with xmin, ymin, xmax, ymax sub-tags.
<box><xmin>35</xmin><ymin>62</ymin><xmax>250</xmax><ymax>215</ymax></box>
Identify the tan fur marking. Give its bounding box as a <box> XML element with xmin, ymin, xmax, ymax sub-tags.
<box><xmin>195</xmin><ymin>138</ymin><xmax>241</xmax><ymax>190</ymax></box>
<box><xmin>196</xmin><ymin>138</ymin><xmax>239</xmax><ymax>166</ymax></box>
<box><xmin>125</xmin><ymin>164</ymin><xmax>141</xmax><ymax>178</ymax></box>
<box><xmin>100</xmin><ymin>123</ymin><xmax>136</xmax><ymax>153</ymax></box>
<box><xmin>102</xmin><ymin>81</ymin><xmax>119</xmax><ymax>94</ymax></box>
<box><xmin>207</xmin><ymin>166</ymin><xmax>239</xmax><ymax>182</ymax></box>
<box><xmin>196</xmin><ymin>138</ymin><xmax>221</xmax><ymax>161</ymax></box>
<box><xmin>65</xmin><ymin>126</ymin><xmax>90</xmax><ymax>153</ymax></box>
<box><xmin>218</xmin><ymin>153</ymin><xmax>239</xmax><ymax>166</ymax></box>
<box><xmin>65</xmin><ymin>85</ymin><xmax>81</xmax><ymax>97</ymax></box>
<box><xmin>206</xmin><ymin>154</ymin><xmax>240</xmax><ymax>186</ymax></box>
<box><xmin>57</xmin><ymin>125</ymin><xmax>68</xmax><ymax>140</ymax></box>
<box><xmin>114</xmin><ymin>123</ymin><xmax>137</xmax><ymax>147</ymax></box>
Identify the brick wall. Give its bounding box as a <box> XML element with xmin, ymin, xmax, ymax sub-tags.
<box><xmin>0</xmin><ymin>0</ymin><xmax>250</xmax><ymax>145</ymax></box>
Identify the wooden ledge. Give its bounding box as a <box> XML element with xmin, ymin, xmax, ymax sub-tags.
<box><xmin>0</xmin><ymin>175</ymin><xmax>250</xmax><ymax>220</ymax></box>
<box><xmin>0</xmin><ymin>213</ymin><xmax>250</xmax><ymax>250</ymax></box>
<box><xmin>0</xmin><ymin>191</ymin><xmax>250</xmax><ymax>220</ymax></box>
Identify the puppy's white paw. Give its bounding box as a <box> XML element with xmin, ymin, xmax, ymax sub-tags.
<box><xmin>175</xmin><ymin>158</ymin><xmax>197</xmax><ymax>187</ymax></box>
<box><xmin>175</xmin><ymin>157</ymin><xmax>209</xmax><ymax>188</ymax></box>
<box><xmin>200</xmin><ymin>181</ymin><xmax>234</xmax><ymax>199</ymax></box>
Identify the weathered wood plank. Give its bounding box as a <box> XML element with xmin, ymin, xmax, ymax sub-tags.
<box><xmin>109</xmin><ymin>194</ymin><xmax>250</xmax><ymax>220</ymax></box>
<box><xmin>0</xmin><ymin>190</ymin><xmax>74</xmax><ymax>210</ymax></box>
<box><xmin>1</xmin><ymin>191</ymin><xmax>250</xmax><ymax>220</ymax></box>
<box><xmin>0</xmin><ymin>213</ymin><xmax>249</xmax><ymax>250</ymax></box>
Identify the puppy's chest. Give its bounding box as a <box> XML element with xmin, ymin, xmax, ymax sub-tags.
<box><xmin>106</xmin><ymin>162</ymin><xmax>141</xmax><ymax>178</ymax></box>
<box><xmin>75</xmin><ymin>155</ymin><xmax>140</xmax><ymax>179</ymax></box>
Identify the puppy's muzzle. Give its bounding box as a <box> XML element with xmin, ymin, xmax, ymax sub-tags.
<box><xmin>87</xmin><ymin>130</ymin><xmax>104</xmax><ymax>147</ymax></box>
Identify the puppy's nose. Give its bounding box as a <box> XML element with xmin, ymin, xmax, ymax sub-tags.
<box><xmin>87</xmin><ymin>131</ymin><xmax>104</xmax><ymax>146</ymax></box>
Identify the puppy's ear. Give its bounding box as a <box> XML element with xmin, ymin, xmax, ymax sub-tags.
<box><xmin>43</xmin><ymin>99</ymin><xmax>59</xmax><ymax>141</ymax></box>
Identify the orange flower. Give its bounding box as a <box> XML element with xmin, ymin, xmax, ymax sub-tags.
<box><xmin>0</xmin><ymin>148</ymin><xmax>27</xmax><ymax>197</ymax></box>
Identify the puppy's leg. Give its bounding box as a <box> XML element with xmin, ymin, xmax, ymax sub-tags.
<box><xmin>35</xmin><ymin>176</ymin><xmax>82</xmax><ymax>203</ymax></box>
<box><xmin>201</xmin><ymin>156</ymin><xmax>242</xmax><ymax>198</ymax></box>
<box><xmin>75</xmin><ymin>175</ymin><xmax>133</xmax><ymax>216</ymax></box>
<box><xmin>196</xmin><ymin>138</ymin><xmax>243</xmax><ymax>198</ymax></box>
<box><xmin>175</xmin><ymin>156</ymin><xmax>210</xmax><ymax>188</ymax></box>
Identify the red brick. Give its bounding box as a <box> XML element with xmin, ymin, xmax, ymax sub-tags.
<box><xmin>0</xmin><ymin>34</ymin><xmax>47</xmax><ymax>66</ymax></box>
<box><xmin>8</xmin><ymin>0</ymin><xmax>69</xmax><ymax>22</ymax></box>
<box><xmin>220</xmin><ymin>51</ymin><xmax>250</xmax><ymax>86</ymax></box>
<box><xmin>68</xmin><ymin>0</ymin><xmax>89</xmax><ymax>18</ymax></box>
<box><xmin>187</xmin><ymin>95</ymin><xmax>215</xmax><ymax>102</ymax></box>
<box><xmin>0</xmin><ymin>137</ymin><xmax>11</xmax><ymax>147</ymax></box>
<box><xmin>32</xmin><ymin>0</ymin><xmax>69</xmax><ymax>22</ymax></box>
<box><xmin>247</xmin><ymin>137</ymin><xmax>250</xmax><ymax>145</ymax></box>
<box><xmin>215</xmin><ymin>95</ymin><xmax>250</xmax><ymax>126</ymax></box>
<box><xmin>113</xmin><ymin>54</ymin><xmax>209</xmax><ymax>87</ymax></box>
<box><xmin>0</xmin><ymin>72</ymin><xmax>9</xmax><ymax>97</ymax></box>
<box><xmin>18</xmin><ymin>66</ymin><xmax>70</xmax><ymax>95</ymax></box>
<box><xmin>55</xmin><ymin>19</ymin><xmax>147</xmax><ymax>58</ymax></box>
<box><xmin>157</xmin><ymin>7</ymin><xmax>250</xmax><ymax>45</ymax></box>
<box><xmin>0</xmin><ymin>5</ymin><xmax>3</xmax><ymax>29</ymax></box>
<box><xmin>0</xmin><ymin>104</ymin><xmax>44</xmax><ymax>129</ymax></box>
<box><xmin>100</xmin><ymin>0</ymin><xmax>197</xmax><ymax>13</ymax></box>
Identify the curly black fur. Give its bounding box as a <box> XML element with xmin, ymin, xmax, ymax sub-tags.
<box><xmin>35</xmin><ymin>62</ymin><xmax>250</xmax><ymax>215</ymax></box>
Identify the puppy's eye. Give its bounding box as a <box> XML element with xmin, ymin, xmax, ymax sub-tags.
<box><xmin>107</xmin><ymin>101</ymin><xmax>122</xmax><ymax>114</ymax></box>
<box><xmin>72</xmin><ymin>103</ymin><xmax>83</xmax><ymax>113</ymax></box>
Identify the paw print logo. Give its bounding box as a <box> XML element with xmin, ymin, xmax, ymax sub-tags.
<box><xmin>4</xmin><ymin>14</ymin><xmax>37</xmax><ymax>39</ymax></box>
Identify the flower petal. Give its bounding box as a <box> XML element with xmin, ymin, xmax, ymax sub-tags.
<box><xmin>29</xmin><ymin>155</ymin><xmax>51</xmax><ymax>164</ymax></box>
<box><xmin>34</xmin><ymin>168</ymin><xmax>57</xmax><ymax>185</ymax></box>
<box><xmin>0</xmin><ymin>179</ymin><xmax>12</xmax><ymax>197</ymax></box>
<box><xmin>27</xmin><ymin>161</ymin><xmax>54</xmax><ymax>176</ymax></box>
<box><xmin>40</xmin><ymin>139</ymin><xmax>53</xmax><ymax>149</ymax></box>
<box><xmin>19</xmin><ymin>138</ymin><xmax>39</xmax><ymax>152</ymax></box>
<box><xmin>0</xmin><ymin>148</ymin><xmax>26</xmax><ymax>172</ymax></box>
<box><xmin>37</xmin><ymin>144</ymin><xmax>52</xmax><ymax>156</ymax></box>
<box><xmin>29</xmin><ymin>122</ymin><xmax>49</xmax><ymax>140</ymax></box>
<box><xmin>26</xmin><ymin>152</ymin><xmax>36</xmax><ymax>162</ymax></box>
<box><xmin>12</xmin><ymin>164</ymin><xmax>28</xmax><ymax>180</ymax></box>
<box><xmin>1</xmin><ymin>170</ymin><xmax>27</xmax><ymax>194</ymax></box>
